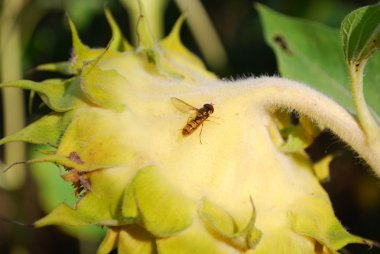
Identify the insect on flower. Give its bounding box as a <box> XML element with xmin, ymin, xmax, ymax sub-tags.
<box><xmin>171</xmin><ymin>97</ymin><xmax>214</xmax><ymax>143</ymax></box>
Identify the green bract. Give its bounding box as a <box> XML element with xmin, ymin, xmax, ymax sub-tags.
<box><xmin>1</xmin><ymin>3</ymin><xmax>379</xmax><ymax>254</ymax></box>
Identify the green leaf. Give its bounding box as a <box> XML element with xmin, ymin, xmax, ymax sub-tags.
<box><xmin>199</xmin><ymin>198</ymin><xmax>261</xmax><ymax>250</ymax></box>
<box><xmin>156</xmin><ymin>222</ymin><xmax>233</xmax><ymax>254</ymax></box>
<box><xmin>104</xmin><ymin>8</ymin><xmax>132</xmax><ymax>52</ymax></box>
<box><xmin>160</xmin><ymin>15</ymin><xmax>206</xmax><ymax>70</ymax></box>
<box><xmin>81</xmin><ymin>63</ymin><xmax>128</xmax><ymax>112</ymax></box>
<box><xmin>0</xmin><ymin>78</ymin><xmax>87</xmax><ymax>112</ymax></box>
<box><xmin>341</xmin><ymin>3</ymin><xmax>380</xmax><ymax>63</ymax></box>
<box><xmin>67</xmin><ymin>16</ymin><xmax>116</xmax><ymax>74</ymax></box>
<box><xmin>341</xmin><ymin>3</ymin><xmax>380</xmax><ymax>134</ymax></box>
<box><xmin>55</xmin><ymin>108</ymin><xmax>136</xmax><ymax>171</ymax></box>
<box><xmin>312</xmin><ymin>155</ymin><xmax>333</xmax><ymax>182</ymax></box>
<box><xmin>122</xmin><ymin>166</ymin><xmax>196</xmax><ymax>237</ymax></box>
<box><xmin>97</xmin><ymin>228</ymin><xmax>118</xmax><ymax>254</ymax></box>
<box><xmin>288</xmin><ymin>197</ymin><xmax>369</xmax><ymax>250</ymax></box>
<box><xmin>256</xmin><ymin>4</ymin><xmax>380</xmax><ymax>120</ymax></box>
<box><xmin>117</xmin><ymin>226</ymin><xmax>156</xmax><ymax>254</ymax></box>
<box><xmin>34</xmin><ymin>164</ymin><xmax>135</xmax><ymax>227</ymax></box>
<box><xmin>199</xmin><ymin>198</ymin><xmax>238</xmax><ymax>237</ymax></box>
<box><xmin>120</xmin><ymin>0</ymin><xmax>169</xmax><ymax>41</ymax></box>
<box><xmin>35</xmin><ymin>62</ymin><xmax>73</xmax><ymax>75</ymax></box>
<box><xmin>29</xmin><ymin>145</ymin><xmax>106</xmax><ymax>241</ymax></box>
<box><xmin>0</xmin><ymin>112</ymin><xmax>73</xmax><ymax>146</ymax></box>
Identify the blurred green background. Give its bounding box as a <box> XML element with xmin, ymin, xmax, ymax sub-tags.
<box><xmin>0</xmin><ymin>0</ymin><xmax>379</xmax><ymax>253</ymax></box>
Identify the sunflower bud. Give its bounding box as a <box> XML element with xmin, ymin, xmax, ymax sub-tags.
<box><xmin>1</xmin><ymin>3</ymin><xmax>378</xmax><ymax>254</ymax></box>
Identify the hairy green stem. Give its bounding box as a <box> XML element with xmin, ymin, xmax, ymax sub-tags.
<box><xmin>232</xmin><ymin>77</ymin><xmax>380</xmax><ymax>178</ymax></box>
<box><xmin>349</xmin><ymin>60</ymin><xmax>380</xmax><ymax>144</ymax></box>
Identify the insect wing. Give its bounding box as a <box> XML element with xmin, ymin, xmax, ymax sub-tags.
<box><xmin>171</xmin><ymin>97</ymin><xmax>198</xmax><ymax>113</ymax></box>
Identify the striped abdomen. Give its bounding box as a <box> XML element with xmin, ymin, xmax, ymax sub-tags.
<box><xmin>182</xmin><ymin>116</ymin><xmax>207</xmax><ymax>136</ymax></box>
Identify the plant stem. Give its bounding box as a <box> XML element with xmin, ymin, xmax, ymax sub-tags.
<box><xmin>230</xmin><ymin>77</ymin><xmax>380</xmax><ymax>178</ymax></box>
<box><xmin>349</xmin><ymin>60</ymin><xmax>380</xmax><ymax>144</ymax></box>
<box><xmin>0</xmin><ymin>0</ymin><xmax>26</xmax><ymax>189</ymax></box>
<box><xmin>175</xmin><ymin>0</ymin><xmax>228</xmax><ymax>71</ymax></box>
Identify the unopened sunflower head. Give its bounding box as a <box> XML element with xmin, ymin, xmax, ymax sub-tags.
<box><xmin>1</xmin><ymin>3</ymin><xmax>379</xmax><ymax>254</ymax></box>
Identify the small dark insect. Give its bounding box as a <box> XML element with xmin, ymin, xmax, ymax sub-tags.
<box><xmin>171</xmin><ymin>97</ymin><xmax>214</xmax><ymax>142</ymax></box>
<box><xmin>290</xmin><ymin>110</ymin><xmax>300</xmax><ymax>125</ymax></box>
<box><xmin>273</xmin><ymin>35</ymin><xmax>292</xmax><ymax>55</ymax></box>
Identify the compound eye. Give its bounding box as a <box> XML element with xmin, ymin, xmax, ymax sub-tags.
<box><xmin>203</xmin><ymin>104</ymin><xmax>214</xmax><ymax>114</ymax></box>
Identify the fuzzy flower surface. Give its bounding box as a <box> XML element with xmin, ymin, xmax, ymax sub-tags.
<box><xmin>1</xmin><ymin>5</ymin><xmax>379</xmax><ymax>254</ymax></box>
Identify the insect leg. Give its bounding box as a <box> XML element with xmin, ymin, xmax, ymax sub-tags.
<box><xmin>199</xmin><ymin>123</ymin><xmax>204</xmax><ymax>144</ymax></box>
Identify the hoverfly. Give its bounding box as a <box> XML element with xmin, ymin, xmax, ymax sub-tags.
<box><xmin>171</xmin><ymin>97</ymin><xmax>214</xmax><ymax>142</ymax></box>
